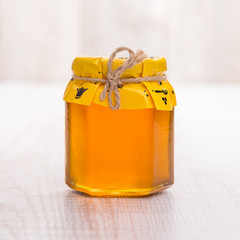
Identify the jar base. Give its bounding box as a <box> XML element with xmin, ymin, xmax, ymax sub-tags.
<box><xmin>66</xmin><ymin>179</ymin><xmax>174</xmax><ymax>197</ymax></box>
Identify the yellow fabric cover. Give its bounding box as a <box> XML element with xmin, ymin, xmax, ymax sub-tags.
<box><xmin>63</xmin><ymin>57</ymin><xmax>177</xmax><ymax>110</ymax></box>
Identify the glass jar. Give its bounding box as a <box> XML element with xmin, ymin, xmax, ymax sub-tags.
<box><xmin>63</xmin><ymin>56</ymin><xmax>176</xmax><ymax>196</ymax></box>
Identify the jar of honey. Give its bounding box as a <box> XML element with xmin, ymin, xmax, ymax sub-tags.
<box><xmin>63</xmin><ymin>47</ymin><xmax>177</xmax><ymax>197</ymax></box>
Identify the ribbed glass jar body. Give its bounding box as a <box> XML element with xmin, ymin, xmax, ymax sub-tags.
<box><xmin>65</xmin><ymin>102</ymin><xmax>174</xmax><ymax>197</ymax></box>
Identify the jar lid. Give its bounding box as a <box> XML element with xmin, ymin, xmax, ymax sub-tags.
<box><xmin>63</xmin><ymin>56</ymin><xmax>176</xmax><ymax>110</ymax></box>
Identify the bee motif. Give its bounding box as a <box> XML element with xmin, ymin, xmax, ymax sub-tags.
<box><xmin>155</xmin><ymin>89</ymin><xmax>168</xmax><ymax>95</ymax></box>
<box><xmin>75</xmin><ymin>87</ymin><xmax>88</xmax><ymax>99</ymax></box>
<box><xmin>117</xmin><ymin>84</ymin><xmax>123</xmax><ymax>89</ymax></box>
<box><xmin>162</xmin><ymin>97</ymin><xmax>167</xmax><ymax>105</ymax></box>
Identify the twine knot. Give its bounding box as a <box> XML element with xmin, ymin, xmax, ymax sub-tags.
<box><xmin>106</xmin><ymin>73</ymin><xmax>122</xmax><ymax>88</ymax></box>
<box><xmin>99</xmin><ymin>46</ymin><xmax>147</xmax><ymax>110</ymax></box>
<box><xmin>72</xmin><ymin>46</ymin><xmax>167</xmax><ymax>110</ymax></box>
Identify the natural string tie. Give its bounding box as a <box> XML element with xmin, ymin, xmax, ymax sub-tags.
<box><xmin>72</xmin><ymin>46</ymin><xmax>166</xmax><ymax>110</ymax></box>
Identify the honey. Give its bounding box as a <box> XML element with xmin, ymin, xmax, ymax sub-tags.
<box><xmin>65</xmin><ymin>102</ymin><xmax>174</xmax><ymax>196</ymax></box>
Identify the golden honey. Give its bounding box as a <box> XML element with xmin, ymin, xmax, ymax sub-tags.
<box><xmin>65</xmin><ymin>102</ymin><xmax>174</xmax><ymax>196</ymax></box>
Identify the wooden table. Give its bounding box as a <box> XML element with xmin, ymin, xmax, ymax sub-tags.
<box><xmin>0</xmin><ymin>83</ymin><xmax>240</xmax><ymax>240</ymax></box>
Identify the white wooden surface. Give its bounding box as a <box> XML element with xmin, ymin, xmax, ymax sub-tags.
<box><xmin>0</xmin><ymin>82</ymin><xmax>240</xmax><ymax>240</ymax></box>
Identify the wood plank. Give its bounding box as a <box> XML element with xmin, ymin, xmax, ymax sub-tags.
<box><xmin>0</xmin><ymin>83</ymin><xmax>240</xmax><ymax>240</ymax></box>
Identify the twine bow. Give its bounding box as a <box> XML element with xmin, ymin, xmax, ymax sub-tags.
<box><xmin>72</xmin><ymin>46</ymin><xmax>166</xmax><ymax>110</ymax></box>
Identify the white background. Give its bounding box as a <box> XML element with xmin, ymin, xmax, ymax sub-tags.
<box><xmin>1</xmin><ymin>0</ymin><xmax>240</xmax><ymax>83</ymax></box>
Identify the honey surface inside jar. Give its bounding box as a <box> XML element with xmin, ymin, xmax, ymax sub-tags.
<box><xmin>65</xmin><ymin>102</ymin><xmax>174</xmax><ymax>196</ymax></box>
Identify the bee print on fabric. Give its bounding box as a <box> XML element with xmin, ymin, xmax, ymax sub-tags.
<box><xmin>75</xmin><ymin>87</ymin><xmax>88</xmax><ymax>99</ymax></box>
<box><xmin>154</xmin><ymin>89</ymin><xmax>168</xmax><ymax>95</ymax></box>
<box><xmin>117</xmin><ymin>84</ymin><xmax>123</xmax><ymax>89</ymax></box>
<box><xmin>162</xmin><ymin>97</ymin><xmax>167</xmax><ymax>105</ymax></box>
